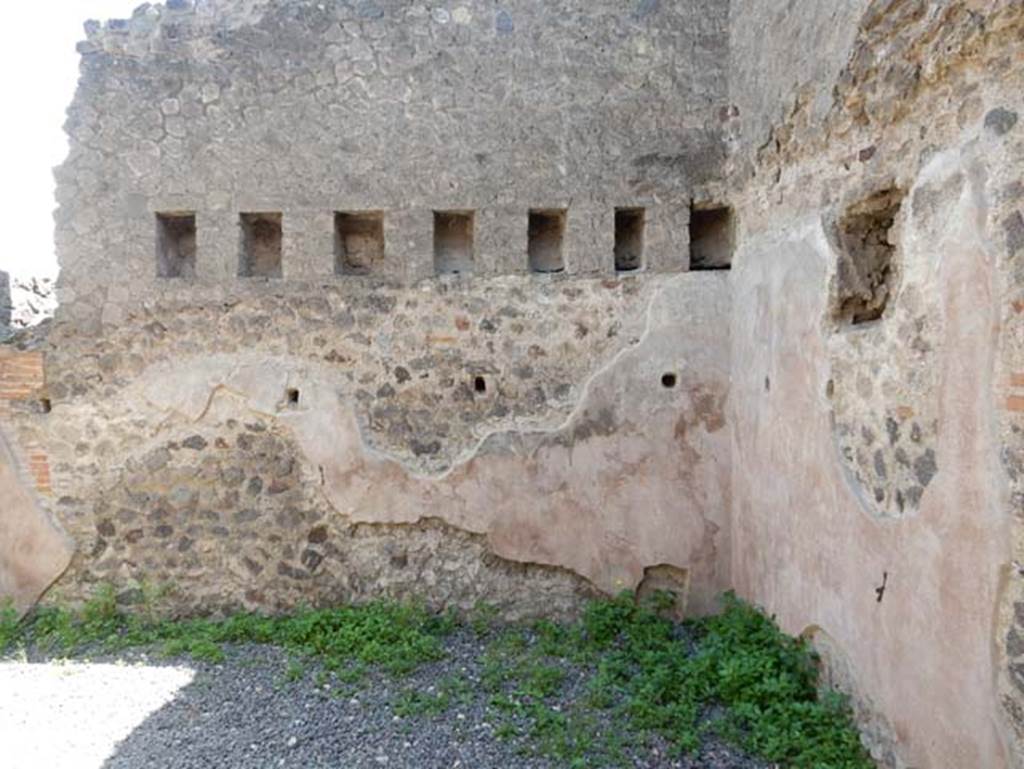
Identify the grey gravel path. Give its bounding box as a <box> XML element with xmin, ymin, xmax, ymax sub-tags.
<box><xmin>1</xmin><ymin>632</ymin><xmax>770</xmax><ymax>769</ymax></box>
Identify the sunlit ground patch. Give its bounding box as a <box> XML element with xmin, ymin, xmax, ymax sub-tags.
<box><xmin>0</xmin><ymin>660</ymin><xmax>194</xmax><ymax>769</ymax></box>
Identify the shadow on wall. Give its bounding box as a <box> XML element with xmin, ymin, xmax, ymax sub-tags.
<box><xmin>802</xmin><ymin>626</ymin><xmax>902</xmax><ymax>768</ymax></box>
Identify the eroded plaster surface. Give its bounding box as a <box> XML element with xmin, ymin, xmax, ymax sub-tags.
<box><xmin>0</xmin><ymin>428</ymin><xmax>71</xmax><ymax>613</ymax></box>
<box><xmin>728</xmin><ymin>1</ymin><xmax>1023</xmax><ymax>767</ymax></box>
<box><xmin>33</xmin><ymin>274</ymin><xmax>729</xmax><ymax>616</ymax></box>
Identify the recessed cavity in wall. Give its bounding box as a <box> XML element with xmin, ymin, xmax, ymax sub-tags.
<box><xmin>473</xmin><ymin>375</ymin><xmax>487</xmax><ymax>394</ymax></box>
<box><xmin>155</xmin><ymin>212</ymin><xmax>196</xmax><ymax>278</ymax></box>
<box><xmin>335</xmin><ymin>211</ymin><xmax>385</xmax><ymax>275</ymax></box>
<box><xmin>239</xmin><ymin>212</ymin><xmax>283</xmax><ymax>278</ymax></box>
<box><xmin>661</xmin><ymin>373</ymin><xmax>678</xmax><ymax>389</ymax></box>
<box><xmin>528</xmin><ymin>209</ymin><xmax>567</xmax><ymax>273</ymax></box>
<box><xmin>832</xmin><ymin>188</ymin><xmax>904</xmax><ymax>325</ymax></box>
<box><xmin>689</xmin><ymin>204</ymin><xmax>734</xmax><ymax>270</ymax></box>
<box><xmin>614</xmin><ymin>208</ymin><xmax>645</xmax><ymax>272</ymax></box>
<box><xmin>434</xmin><ymin>211</ymin><xmax>475</xmax><ymax>274</ymax></box>
<box><xmin>37</xmin><ymin>398</ymin><xmax>52</xmax><ymax>414</ymax></box>
<box><xmin>636</xmin><ymin>565</ymin><xmax>689</xmax><ymax>620</ymax></box>
<box><xmin>286</xmin><ymin>388</ymin><xmax>300</xmax><ymax>406</ymax></box>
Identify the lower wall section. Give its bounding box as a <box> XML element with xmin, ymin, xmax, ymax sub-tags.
<box><xmin>14</xmin><ymin>274</ymin><xmax>731</xmax><ymax>620</ymax></box>
<box><xmin>45</xmin><ymin>413</ymin><xmax>601</xmax><ymax>619</ymax></box>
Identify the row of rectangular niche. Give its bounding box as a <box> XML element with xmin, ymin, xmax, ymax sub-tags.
<box><xmin>155</xmin><ymin>206</ymin><xmax>734</xmax><ymax>279</ymax></box>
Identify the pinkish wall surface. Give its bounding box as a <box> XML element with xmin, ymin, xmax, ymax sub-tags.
<box><xmin>730</xmin><ymin>140</ymin><xmax>1013</xmax><ymax>768</ymax></box>
<box><xmin>726</xmin><ymin>2</ymin><xmax>1024</xmax><ymax>765</ymax></box>
<box><xmin>0</xmin><ymin>350</ymin><xmax>72</xmax><ymax>614</ymax></box>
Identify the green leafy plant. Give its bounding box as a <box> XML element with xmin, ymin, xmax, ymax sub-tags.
<box><xmin>479</xmin><ymin>591</ymin><xmax>873</xmax><ymax>768</ymax></box>
<box><xmin>0</xmin><ymin>600</ymin><xmax>19</xmax><ymax>651</ymax></box>
<box><xmin>469</xmin><ymin>601</ymin><xmax>500</xmax><ymax>637</ymax></box>
<box><xmin>282</xmin><ymin>658</ymin><xmax>305</xmax><ymax>683</ymax></box>
<box><xmin>0</xmin><ymin>586</ymin><xmax>873</xmax><ymax>768</ymax></box>
<box><xmin>393</xmin><ymin>674</ymin><xmax>473</xmax><ymax>717</ymax></box>
<box><xmin>1</xmin><ymin>591</ymin><xmax>449</xmax><ymax>681</ymax></box>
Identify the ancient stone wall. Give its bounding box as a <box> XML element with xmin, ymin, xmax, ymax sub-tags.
<box><xmin>0</xmin><ymin>0</ymin><xmax>734</xmax><ymax>621</ymax></box>
<box><xmin>727</xmin><ymin>1</ymin><xmax>1024</xmax><ymax>767</ymax></box>
<box><xmin>55</xmin><ymin>0</ymin><xmax>728</xmax><ymax>328</ymax></box>
<box><xmin>29</xmin><ymin>275</ymin><xmax>732</xmax><ymax>618</ymax></box>
<box><xmin>5</xmin><ymin>1</ymin><xmax>1022</xmax><ymax>766</ymax></box>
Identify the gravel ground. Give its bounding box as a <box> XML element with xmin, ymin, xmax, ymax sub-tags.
<box><xmin>1</xmin><ymin>630</ymin><xmax>771</xmax><ymax>769</ymax></box>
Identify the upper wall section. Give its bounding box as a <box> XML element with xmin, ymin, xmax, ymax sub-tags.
<box><xmin>55</xmin><ymin>0</ymin><xmax>728</xmax><ymax>326</ymax></box>
<box><xmin>728</xmin><ymin>0</ymin><xmax>869</xmax><ymax>159</ymax></box>
<box><xmin>728</xmin><ymin>0</ymin><xmax>1023</xmax><ymax>176</ymax></box>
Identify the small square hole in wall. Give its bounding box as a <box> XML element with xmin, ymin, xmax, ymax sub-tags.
<box><xmin>155</xmin><ymin>212</ymin><xmax>196</xmax><ymax>278</ymax></box>
<box><xmin>335</xmin><ymin>211</ymin><xmax>385</xmax><ymax>275</ymax></box>
<box><xmin>689</xmin><ymin>204</ymin><xmax>734</xmax><ymax>270</ymax></box>
<box><xmin>528</xmin><ymin>209</ymin><xmax>567</xmax><ymax>273</ymax></box>
<box><xmin>239</xmin><ymin>212</ymin><xmax>283</xmax><ymax>278</ymax></box>
<box><xmin>614</xmin><ymin>208</ymin><xmax>645</xmax><ymax>272</ymax></box>
<box><xmin>833</xmin><ymin>188</ymin><xmax>904</xmax><ymax>325</ymax></box>
<box><xmin>434</xmin><ymin>211</ymin><xmax>475</xmax><ymax>274</ymax></box>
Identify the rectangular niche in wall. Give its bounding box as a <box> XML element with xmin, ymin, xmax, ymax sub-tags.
<box><xmin>528</xmin><ymin>209</ymin><xmax>567</xmax><ymax>273</ymax></box>
<box><xmin>155</xmin><ymin>212</ymin><xmax>196</xmax><ymax>278</ymax></box>
<box><xmin>434</xmin><ymin>210</ymin><xmax>474</xmax><ymax>274</ymax></box>
<box><xmin>239</xmin><ymin>212</ymin><xmax>283</xmax><ymax>278</ymax></box>
<box><xmin>614</xmin><ymin>208</ymin><xmax>645</xmax><ymax>272</ymax></box>
<box><xmin>335</xmin><ymin>211</ymin><xmax>385</xmax><ymax>275</ymax></box>
<box><xmin>689</xmin><ymin>204</ymin><xmax>734</xmax><ymax>270</ymax></box>
<box><xmin>833</xmin><ymin>188</ymin><xmax>904</xmax><ymax>325</ymax></box>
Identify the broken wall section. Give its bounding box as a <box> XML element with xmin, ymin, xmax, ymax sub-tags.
<box><xmin>727</xmin><ymin>1</ymin><xmax>1024</xmax><ymax>768</ymax></box>
<box><xmin>0</xmin><ymin>348</ymin><xmax>71</xmax><ymax>613</ymax></box>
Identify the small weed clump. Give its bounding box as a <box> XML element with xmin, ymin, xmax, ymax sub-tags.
<box><xmin>394</xmin><ymin>673</ymin><xmax>474</xmax><ymax>717</ymax></box>
<box><xmin>0</xmin><ymin>589</ymin><xmax>872</xmax><ymax>768</ymax></box>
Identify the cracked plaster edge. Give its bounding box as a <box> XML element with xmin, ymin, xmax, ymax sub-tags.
<box><xmin>131</xmin><ymin>274</ymin><xmax>682</xmax><ymax>483</ymax></box>
<box><xmin>49</xmin><ymin>272</ymin><xmax>723</xmax><ymax>601</ymax></box>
